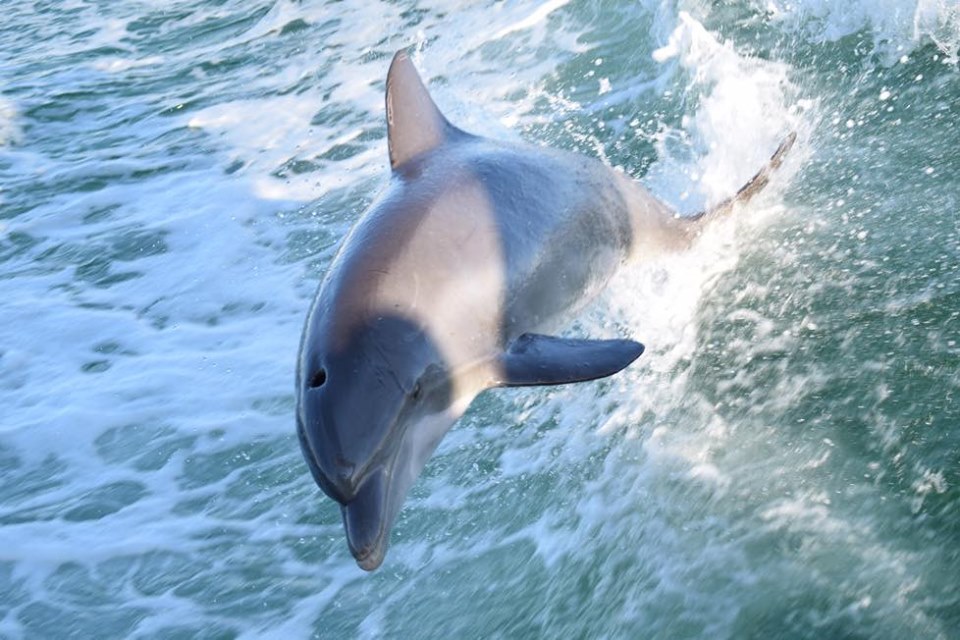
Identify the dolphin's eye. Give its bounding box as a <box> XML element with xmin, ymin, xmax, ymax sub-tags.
<box><xmin>309</xmin><ymin>368</ymin><xmax>327</xmax><ymax>389</ymax></box>
<box><xmin>411</xmin><ymin>382</ymin><xmax>422</xmax><ymax>400</ymax></box>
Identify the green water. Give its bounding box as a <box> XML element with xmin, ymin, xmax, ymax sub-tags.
<box><xmin>1</xmin><ymin>0</ymin><xmax>958</xmax><ymax>638</ymax></box>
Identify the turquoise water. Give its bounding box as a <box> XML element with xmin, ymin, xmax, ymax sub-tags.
<box><xmin>2</xmin><ymin>1</ymin><xmax>959</xmax><ymax>637</ymax></box>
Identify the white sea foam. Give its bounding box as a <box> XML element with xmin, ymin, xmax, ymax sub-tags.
<box><xmin>766</xmin><ymin>0</ymin><xmax>960</xmax><ymax>63</ymax></box>
<box><xmin>0</xmin><ymin>97</ymin><xmax>21</xmax><ymax>149</ymax></box>
<box><xmin>491</xmin><ymin>0</ymin><xmax>573</xmax><ymax>40</ymax></box>
<box><xmin>648</xmin><ymin>11</ymin><xmax>806</xmax><ymax>211</ymax></box>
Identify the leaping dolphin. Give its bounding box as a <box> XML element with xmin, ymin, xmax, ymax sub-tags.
<box><xmin>297</xmin><ymin>50</ymin><xmax>795</xmax><ymax>570</ymax></box>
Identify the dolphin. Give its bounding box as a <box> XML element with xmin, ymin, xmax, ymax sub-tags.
<box><xmin>297</xmin><ymin>50</ymin><xmax>795</xmax><ymax>570</ymax></box>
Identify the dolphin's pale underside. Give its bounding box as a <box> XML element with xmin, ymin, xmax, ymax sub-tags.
<box><xmin>296</xmin><ymin>50</ymin><xmax>795</xmax><ymax>570</ymax></box>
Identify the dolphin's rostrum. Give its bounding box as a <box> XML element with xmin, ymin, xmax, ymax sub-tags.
<box><xmin>297</xmin><ymin>50</ymin><xmax>795</xmax><ymax>570</ymax></box>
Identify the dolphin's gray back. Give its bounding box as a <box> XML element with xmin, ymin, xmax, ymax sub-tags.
<box><xmin>467</xmin><ymin>142</ymin><xmax>634</xmax><ymax>339</ymax></box>
<box><xmin>316</xmin><ymin>136</ymin><xmax>637</xmax><ymax>357</ymax></box>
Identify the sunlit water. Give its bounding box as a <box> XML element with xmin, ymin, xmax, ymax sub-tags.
<box><xmin>1</xmin><ymin>1</ymin><xmax>958</xmax><ymax>638</ymax></box>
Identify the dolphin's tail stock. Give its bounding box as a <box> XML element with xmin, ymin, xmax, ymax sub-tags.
<box><xmin>687</xmin><ymin>131</ymin><xmax>797</xmax><ymax>226</ymax></box>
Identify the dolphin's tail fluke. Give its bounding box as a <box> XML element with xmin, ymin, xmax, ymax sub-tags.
<box><xmin>688</xmin><ymin>131</ymin><xmax>797</xmax><ymax>224</ymax></box>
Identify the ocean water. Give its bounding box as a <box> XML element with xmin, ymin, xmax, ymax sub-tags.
<box><xmin>1</xmin><ymin>0</ymin><xmax>959</xmax><ymax>637</ymax></box>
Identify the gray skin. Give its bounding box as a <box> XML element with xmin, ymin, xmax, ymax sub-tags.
<box><xmin>297</xmin><ymin>50</ymin><xmax>795</xmax><ymax>571</ymax></box>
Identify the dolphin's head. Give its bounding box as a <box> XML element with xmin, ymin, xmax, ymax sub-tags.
<box><xmin>296</xmin><ymin>313</ymin><xmax>457</xmax><ymax>570</ymax></box>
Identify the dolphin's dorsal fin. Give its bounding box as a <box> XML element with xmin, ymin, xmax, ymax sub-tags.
<box><xmin>386</xmin><ymin>50</ymin><xmax>453</xmax><ymax>170</ymax></box>
<box><xmin>495</xmin><ymin>333</ymin><xmax>645</xmax><ymax>387</ymax></box>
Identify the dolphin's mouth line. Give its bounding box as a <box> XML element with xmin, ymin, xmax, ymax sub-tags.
<box><xmin>342</xmin><ymin>500</ymin><xmax>387</xmax><ymax>557</ymax></box>
<box><xmin>341</xmin><ymin>401</ymin><xmax>437</xmax><ymax>569</ymax></box>
<box><xmin>330</xmin><ymin>408</ymin><xmax>404</xmax><ymax>504</ymax></box>
<box><xmin>340</xmin><ymin>461</ymin><xmax>395</xmax><ymax>570</ymax></box>
<box><xmin>299</xmin><ymin>389</ymin><xmax>400</xmax><ymax>505</ymax></box>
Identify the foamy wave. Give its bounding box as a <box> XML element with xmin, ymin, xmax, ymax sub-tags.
<box><xmin>767</xmin><ymin>0</ymin><xmax>960</xmax><ymax>63</ymax></box>
<box><xmin>648</xmin><ymin>11</ymin><xmax>805</xmax><ymax>212</ymax></box>
<box><xmin>0</xmin><ymin>96</ymin><xmax>22</xmax><ymax>147</ymax></box>
<box><xmin>915</xmin><ymin>0</ymin><xmax>960</xmax><ymax>63</ymax></box>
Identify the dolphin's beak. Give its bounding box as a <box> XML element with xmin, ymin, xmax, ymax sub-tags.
<box><xmin>341</xmin><ymin>469</ymin><xmax>390</xmax><ymax>571</ymax></box>
<box><xmin>299</xmin><ymin>405</ymin><xmax>400</xmax><ymax>571</ymax></box>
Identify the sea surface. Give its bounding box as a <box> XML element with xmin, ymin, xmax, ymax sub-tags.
<box><xmin>2</xmin><ymin>0</ymin><xmax>959</xmax><ymax>638</ymax></box>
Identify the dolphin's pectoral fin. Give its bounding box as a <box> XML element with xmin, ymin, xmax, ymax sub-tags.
<box><xmin>496</xmin><ymin>333</ymin><xmax>645</xmax><ymax>387</ymax></box>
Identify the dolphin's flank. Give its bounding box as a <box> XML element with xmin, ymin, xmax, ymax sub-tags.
<box><xmin>296</xmin><ymin>50</ymin><xmax>795</xmax><ymax>571</ymax></box>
